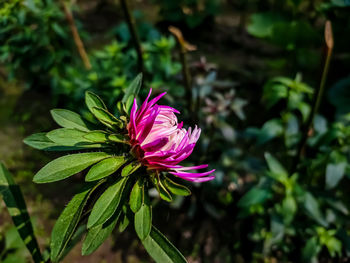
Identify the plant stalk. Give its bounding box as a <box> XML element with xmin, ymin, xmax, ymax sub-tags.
<box><xmin>120</xmin><ymin>0</ymin><xmax>144</xmax><ymax>76</ymax></box>
<box><xmin>169</xmin><ymin>26</ymin><xmax>194</xmax><ymax>116</ymax></box>
<box><xmin>291</xmin><ymin>21</ymin><xmax>334</xmax><ymax>173</ymax></box>
<box><xmin>62</xmin><ymin>1</ymin><xmax>92</xmax><ymax>70</ymax></box>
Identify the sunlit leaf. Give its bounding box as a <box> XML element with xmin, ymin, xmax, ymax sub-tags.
<box><xmin>142</xmin><ymin>226</ymin><xmax>187</xmax><ymax>263</ymax></box>
<box><xmin>85</xmin><ymin>91</ymin><xmax>107</xmax><ymax>114</ymax></box>
<box><xmin>33</xmin><ymin>152</ymin><xmax>110</xmax><ymax>183</ymax></box>
<box><xmin>135</xmin><ymin>199</ymin><xmax>152</xmax><ymax>240</ymax></box>
<box><xmin>121</xmin><ymin>161</ymin><xmax>141</xmax><ymax>177</ymax></box>
<box><xmin>85</xmin><ymin>157</ymin><xmax>127</xmax><ymax>182</ymax></box>
<box><xmin>87</xmin><ymin>177</ymin><xmax>128</xmax><ymax>228</ymax></box>
<box><xmin>50</xmin><ymin>182</ymin><xmax>103</xmax><ymax>262</ymax></box>
<box><xmin>50</xmin><ymin>109</ymin><xmax>91</xmax><ymax>132</ymax></box>
<box><xmin>82</xmin><ymin>209</ymin><xmax>121</xmax><ymax>256</ymax></box>
<box><xmin>122</xmin><ymin>73</ymin><xmax>142</xmax><ymax>113</ymax></box>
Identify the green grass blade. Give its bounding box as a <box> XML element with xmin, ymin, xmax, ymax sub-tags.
<box><xmin>0</xmin><ymin>163</ymin><xmax>43</xmax><ymax>263</ymax></box>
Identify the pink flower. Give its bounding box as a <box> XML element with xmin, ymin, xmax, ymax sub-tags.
<box><xmin>128</xmin><ymin>89</ymin><xmax>215</xmax><ymax>183</ymax></box>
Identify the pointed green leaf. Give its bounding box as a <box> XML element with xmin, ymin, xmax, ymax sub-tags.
<box><xmin>33</xmin><ymin>152</ymin><xmax>110</xmax><ymax>183</ymax></box>
<box><xmin>121</xmin><ymin>161</ymin><xmax>141</xmax><ymax>177</ymax></box>
<box><xmin>264</xmin><ymin>152</ymin><xmax>288</xmax><ymax>177</ymax></box>
<box><xmin>118</xmin><ymin>212</ymin><xmax>130</xmax><ymax>233</ymax></box>
<box><xmin>50</xmin><ymin>182</ymin><xmax>103</xmax><ymax>262</ymax></box>
<box><xmin>142</xmin><ymin>226</ymin><xmax>187</xmax><ymax>263</ymax></box>
<box><xmin>87</xmin><ymin>177</ymin><xmax>128</xmax><ymax>228</ymax></box>
<box><xmin>85</xmin><ymin>157</ymin><xmax>127</xmax><ymax>182</ymax></box>
<box><xmin>108</xmin><ymin>133</ymin><xmax>127</xmax><ymax>143</ymax></box>
<box><xmin>129</xmin><ymin>179</ymin><xmax>144</xmax><ymax>213</ymax></box>
<box><xmin>57</xmin><ymin>225</ymin><xmax>86</xmax><ymax>262</ymax></box>
<box><xmin>135</xmin><ymin>197</ymin><xmax>152</xmax><ymax>240</ymax></box>
<box><xmin>50</xmin><ymin>109</ymin><xmax>91</xmax><ymax>132</ymax></box>
<box><xmin>91</xmin><ymin>107</ymin><xmax>123</xmax><ymax>129</ymax></box>
<box><xmin>24</xmin><ymin>133</ymin><xmax>99</xmax><ymax>151</ymax></box>
<box><xmin>326</xmin><ymin>161</ymin><xmax>347</xmax><ymax>190</ymax></box>
<box><xmin>122</xmin><ymin>73</ymin><xmax>142</xmax><ymax>113</ymax></box>
<box><xmin>237</xmin><ymin>188</ymin><xmax>272</xmax><ymax>207</ymax></box>
<box><xmin>85</xmin><ymin>91</ymin><xmax>107</xmax><ymax>113</ymax></box>
<box><xmin>0</xmin><ymin>163</ymin><xmax>43</xmax><ymax>263</ymax></box>
<box><xmin>83</xmin><ymin>131</ymin><xmax>109</xmax><ymax>143</ymax></box>
<box><xmin>46</xmin><ymin>128</ymin><xmax>102</xmax><ymax>148</ymax></box>
<box><xmin>158</xmin><ymin>179</ymin><xmax>173</xmax><ymax>202</ymax></box>
<box><xmin>82</xmin><ymin>208</ymin><xmax>121</xmax><ymax>256</ymax></box>
<box><xmin>164</xmin><ymin>178</ymin><xmax>191</xmax><ymax>196</ymax></box>
<box><xmin>303</xmin><ymin>192</ymin><xmax>328</xmax><ymax>227</ymax></box>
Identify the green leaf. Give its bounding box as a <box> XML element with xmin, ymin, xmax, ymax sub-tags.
<box><xmin>238</xmin><ymin>188</ymin><xmax>272</xmax><ymax>207</ymax></box>
<box><xmin>157</xmin><ymin>179</ymin><xmax>173</xmax><ymax>202</ymax></box>
<box><xmin>24</xmin><ymin>133</ymin><xmax>75</xmax><ymax>151</ymax></box>
<box><xmin>57</xmin><ymin>225</ymin><xmax>86</xmax><ymax>262</ymax></box>
<box><xmin>85</xmin><ymin>91</ymin><xmax>107</xmax><ymax>114</ymax></box>
<box><xmin>121</xmin><ymin>161</ymin><xmax>141</xmax><ymax>177</ymax></box>
<box><xmin>135</xmin><ymin>201</ymin><xmax>152</xmax><ymax>240</ymax></box>
<box><xmin>164</xmin><ymin>178</ymin><xmax>191</xmax><ymax>196</ymax></box>
<box><xmin>108</xmin><ymin>133</ymin><xmax>127</xmax><ymax>143</ymax></box>
<box><xmin>46</xmin><ymin>128</ymin><xmax>102</xmax><ymax>148</ymax></box>
<box><xmin>87</xmin><ymin>177</ymin><xmax>128</xmax><ymax>228</ymax></box>
<box><xmin>129</xmin><ymin>179</ymin><xmax>144</xmax><ymax>213</ymax></box>
<box><xmin>83</xmin><ymin>131</ymin><xmax>109</xmax><ymax>143</ymax></box>
<box><xmin>85</xmin><ymin>157</ymin><xmax>127</xmax><ymax>182</ymax></box>
<box><xmin>326</xmin><ymin>161</ymin><xmax>347</xmax><ymax>190</ymax></box>
<box><xmin>91</xmin><ymin>107</ymin><xmax>122</xmax><ymax>129</ymax></box>
<box><xmin>302</xmin><ymin>237</ymin><xmax>321</xmax><ymax>262</ymax></box>
<box><xmin>50</xmin><ymin>109</ymin><xmax>91</xmax><ymax>132</ymax></box>
<box><xmin>118</xmin><ymin>212</ymin><xmax>130</xmax><ymax>233</ymax></box>
<box><xmin>0</xmin><ymin>163</ymin><xmax>43</xmax><ymax>263</ymax></box>
<box><xmin>264</xmin><ymin>152</ymin><xmax>288</xmax><ymax>177</ymax></box>
<box><xmin>142</xmin><ymin>226</ymin><xmax>187</xmax><ymax>263</ymax></box>
<box><xmin>122</xmin><ymin>73</ymin><xmax>142</xmax><ymax>113</ymax></box>
<box><xmin>82</xmin><ymin>209</ymin><xmax>121</xmax><ymax>256</ymax></box>
<box><xmin>33</xmin><ymin>152</ymin><xmax>110</xmax><ymax>183</ymax></box>
<box><xmin>303</xmin><ymin>192</ymin><xmax>328</xmax><ymax>227</ymax></box>
<box><xmin>247</xmin><ymin>12</ymin><xmax>284</xmax><ymax>38</ymax></box>
<box><xmin>24</xmin><ymin>133</ymin><xmax>93</xmax><ymax>152</ymax></box>
<box><xmin>50</xmin><ymin>182</ymin><xmax>103</xmax><ymax>262</ymax></box>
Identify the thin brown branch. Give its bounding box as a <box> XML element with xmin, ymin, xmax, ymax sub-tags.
<box><xmin>61</xmin><ymin>1</ymin><xmax>92</xmax><ymax>70</ymax></box>
<box><xmin>291</xmin><ymin>20</ymin><xmax>334</xmax><ymax>173</ymax></box>
<box><xmin>120</xmin><ymin>0</ymin><xmax>144</xmax><ymax>76</ymax></box>
<box><xmin>169</xmin><ymin>26</ymin><xmax>196</xmax><ymax>116</ymax></box>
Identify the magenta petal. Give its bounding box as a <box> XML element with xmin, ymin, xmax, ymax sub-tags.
<box><xmin>129</xmin><ymin>99</ymin><xmax>138</xmax><ymax>139</ymax></box>
<box><xmin>180</xmin><ymin>176</ymin><xmax>215</xmax><ymax>182</ymax></box>
<box><xmin>142</xmin><ymin>137</ymin><xmax>169</xmax><ymax>152</ymax></box>
<box><xmin>147</xmin><ymin>92</ymin><xmax>167</xmax><ymax>108</ymax></box>
<box><xmin>170</xmin><ymin>173</ymin><xmax>215</xmax><ymax>182</ymax></box>
<box><xmin>173</xmin><ymin>164</ymin><xmax>209</xmax><ymax>171</ymax></box>
<box><xmin>137</xmin><ymin>106</ymin><xmax>160</xmax><ymax>143</ymax></box>
<box><xmin>169</xmin><ymin>169</ymin><xmax>216</xmax><ymax>178</ymax></box>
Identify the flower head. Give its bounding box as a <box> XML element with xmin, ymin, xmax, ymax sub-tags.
<box><xmin>128</xmin><ymin>89</ymin><xmax>215</xmax><ymax>182</ymax></box>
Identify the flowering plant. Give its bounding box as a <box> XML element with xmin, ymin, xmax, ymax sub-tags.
<box><xmin>24</xmin><ymin>74</ymin><xmax>214</xmax><ymax>263</ymax></box>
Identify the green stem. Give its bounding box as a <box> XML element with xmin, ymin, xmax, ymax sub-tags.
<box><xmin>290</xmin><ymin>21</ymin><xmax>334</xmax><ymax>174</ymax></box>
<box><xmin>120</xmin><ymin>0</ymin><xmax>144</xmax><ymax>77</ymax></box>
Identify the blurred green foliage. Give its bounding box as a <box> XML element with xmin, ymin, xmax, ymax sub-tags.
<box><xmin>152</xmin><ymin>0</ymin><xmax>221</xmax><ymax>28</ymax></box>
<box><xmin>0</xmin><ymin>227</ymin><xmax>29</xmax><ymax>263</ymax></box>
<box><xmin>0</xmin><ymin>0</ymin><xmax>73</xmax><ymax>88</ymax></box>
<box><xmin>51</xmin><ymin>35</ymin><xmax>181</xmax><ymax>112</ymax></box>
